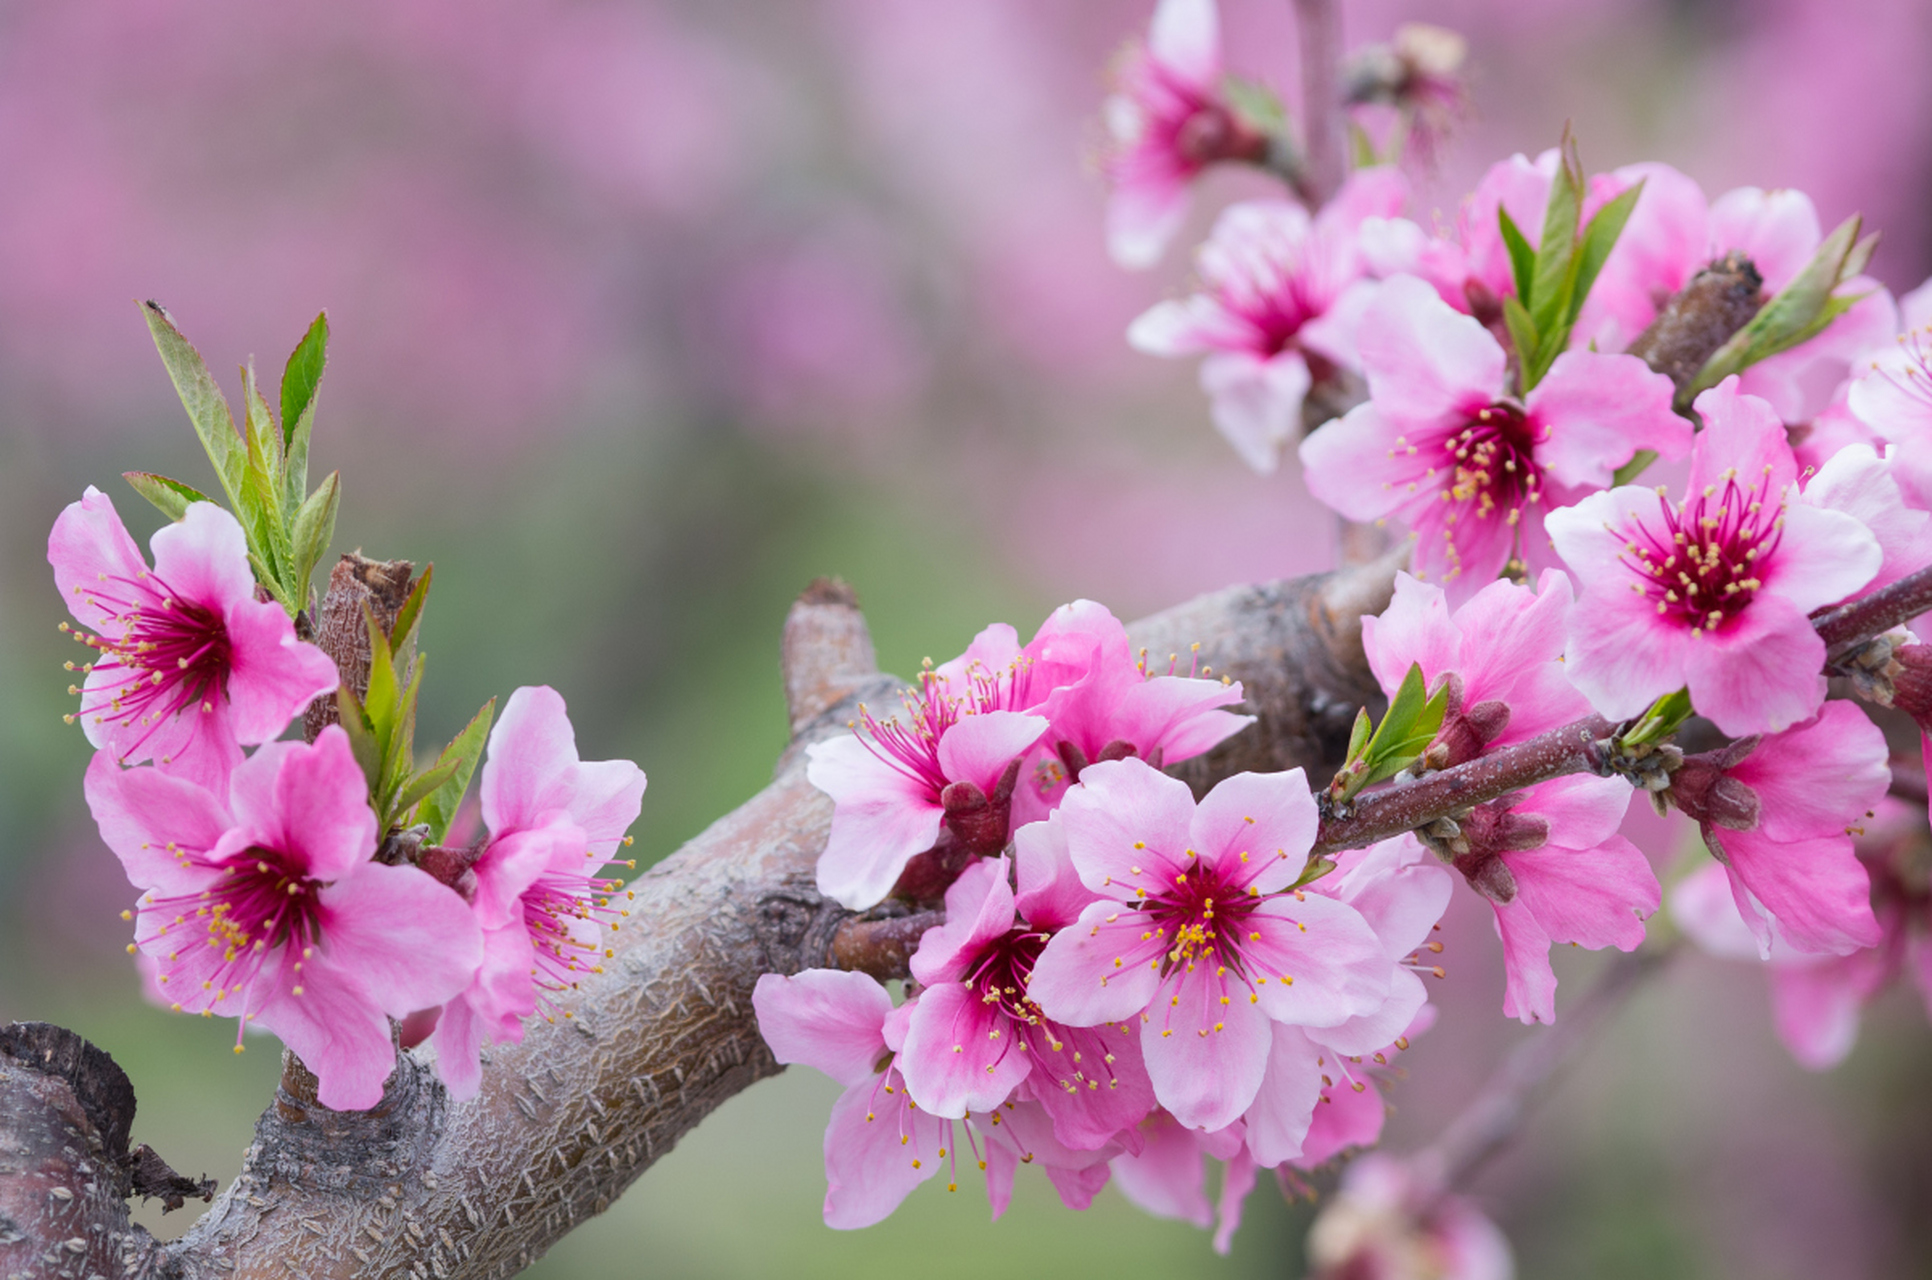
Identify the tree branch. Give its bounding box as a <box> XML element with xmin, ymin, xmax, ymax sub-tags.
<box><xmin>1293</xmin><ymin>0</ymin><xmax>1347</xmax><ymax>204</ymax></box>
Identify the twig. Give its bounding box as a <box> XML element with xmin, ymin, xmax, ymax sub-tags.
<box><xmin>829</xmin><ymin>912</ymin><xmax>946</xmax><ymax>979</ymax></box>
<box><xmin>1816</xmin><ymin>562</ymin><xmax>1932</xmax><ymax>654</ymax></box>
<box><xmin>1293</xmin><ymin>0</ymin><xmax>1347</xmax><ymax>204</ymax></box>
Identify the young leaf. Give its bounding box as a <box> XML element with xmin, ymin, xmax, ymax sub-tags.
<box><xmin>281</xmin><ymin>312</ymin><xmax>329</xmax><ymax>510</ymax></box>
<box><xmin>1501</xmin><ymin>295</ymin><xmax>1540</xmax><ymax>380</ymax></box>
<box><xmin>388</xmin><ymin>564</ymin><xmax>434</xmax><ymax>664</ymax></box>
<box><xmin>141</xmin><ymin>301</ymin><xmax>243</xmax><ymax>508</ymax></box>
<box><xmin>1527</xmin><ymin>130</ymin><xmax>1584</xmax><ymax>340</ymax></box>
<box><xmin>1344</xmin><ymin>706</ymin><xmax>1372</xmax><ymax>767</ymax></box>
<box><xmin>333</xmin><ymin>682</ymin><xmax>385</xmax><ymax>794</ymax></box>
<box><xmin>392</xmin><ymin>757</ymin><xmax>462</xmax><ymax>818</ymax></box>
<box><xmin>240</xmin><ymin>358</ymin><xmax>283</xmax><ymax>479</ymax></box>
<box><xmin>1570</xmin><ymin>181</ymin><xmax>1644</xmax><ymax>325</ymax></box>
<box><xmin>1359</xmin><ymin>665</ymin><xmax>1450</xmax><ymax>788</ymax></box>
<box><xmin>1611</xmin><ymin>449</ymin><xmax>1657</xmax><ymax>487</ymax></box>
<box><xmin>417</xmin><ymin>698</ymin><xmax>496</xmax><ymax>844</ymax></box>
<box><xmin>1497</xmin><ymin>207</ymin><xmax>1536</xmax><ymax>305</ymax></box>
<box><xmin>122</xmin><ymin>472</ymin><xmax>213</xmax><ymax>523</ymax></box>
<box><xmin>381</xmin><ymin>652</ymin><xmax>426</xmax><ymax>808</ymax></box>
<box><xmin>362</xmin><ymin>606</ymin><xmax>403</xmax><ymax>750</ymax></box>
<box><xmin>288</xmin><ymin>471</ymin><xmax>340</xmax><ymax>599</ymax></box>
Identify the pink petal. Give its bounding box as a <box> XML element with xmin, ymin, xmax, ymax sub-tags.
<box><xmin>1760</xmin><ymin>501</ymin><xmax>1882</xmax><ymax>616</ymax></box>
<box><xmin>807</xmin><ymin>735</ymin><xmax>945</xmax><ymax>911</ymax></box>
<box><xmin>228</xmin><ymin>729</ymin><xmax>378</xmax><ymax>882</ymax></box>
<box><xmin>1713</xmin><ymin>828</ymin><xmax>1881</xmax><ymax>957</ymax></box>
<box><xmin>1055</xmin><ymin>757</ymin><xmax>1197</xmax><ymax>893</ymax></box>
<box><xmin>48</xmin><ymin>487</ymin><xmax>152</xmax><ymax>634</ymax></box>
<box><xmin>935</xmin><ymin>710</ymin><xmax>1049</xmax><ymax>796</ymax></box>
<box><xmin>219</xmin><ymin>596</ymin><xmax>339</xmax><ymax>745</ymax></box>
<box><xmin>1505</xmin><ymin>830</ymin><xmax>1656</xmax><ymax>955</ymax></box>
<box><xmin>1449</xmin><ymin>570</ymin><xmax>1592</xmax><ymax>742</ymax></box>
<box><xmin>1729</xmin><ymin>702</ymin><xmax>1890</xmax><ymax>844</ymax></box>
<box><xmin>751</xmin><ymin>969</ymin><xmax>893</xmax><ymax>1088</ymax></box>
<box><xmin>1361</xmin><ymin>572</ymin><xmax>1461</xmax><ymax>699</ymax></box>
<box><xmin>1671</xmin><ymin>862</ymin><xmax>1769</xmax><ymax>959</ymax></box>
<box><xmin>933</xmin><ymin>622</ymin><xmax>1022</xmax><ymax>692</ymax></box>
<box><xmin>1804</xmin><ymin>445</ymin><xmax>1932</xmax><ymax>594</ymax></box>
<box><xmin>1687</xmin><ymin>378</ymin><xmax>1798</xmax><ymax>497</ymax></box>
<box><xmin>1213</xmin><ymin>1151</ymin><xmax>1258</xmax><ymax>1255</ymax></box>
<box><xmin>1492</xmin><ymin>898</ymin><xmax>1558</xmax><ymax>1024</ymax></box>
<box><xmin>252</xmin><ymin>946</ymin><xmax>397</xmax><ymax>1111</ymax></box>
<box><xmin>897</xmin><ymin>981</ymin><xmax>1030</xmax><ymax>1118</ymax></box>
<box><xmin>1140</xmin><ymin>967</ymin><xmax>1272</xmax><ymax>1130</ymax></box>
<box><xmin>1146</xmin><ymin>0</ymin><xmax>1218</xmax><ymax>86</ymax></box>
<box><xmin>1295</xmin><ymin>1070</ymin><xmax>1387</xmax><ymax>1166</ymax></box>
<box><xmin>1110</xmin><ymin>1117</ymin><xmax>1212</xmax><ymax>1228</ymax></box>
<box><xmin>316</xmin><ymin>862</ymin><xmax>483</xmax><ymax>1017</ymax></box>
<box><xmin>1127</xmin><ymin>295</ymin><xmax>1251</xmax><ymax>357</ymax></box>
<box><xmin>1681</xmin><ymin>596</ymin><xmax>1827</xmax><ymax>737</ymax></box>
<box><xmin>145</xmin><ymin>502</ymin><xmax>256</xmax><ymax>618</ymax></box>
<box><xmin>481</xmin><ymin>686</ymin><xmax>645</xmax><ymax>855</ymax></box>
<box><xmin>1107</xmin><ymin>175</ymin><xmax>1191</xmax><ymax>272</ymax></box>
<box><xmin>1200</xmin><ymin>350</ymin><xmax>1311</xmax><ymax>475</ymax></box>
<box><xmin>1187</xmin><ymin>768</ymin><xmax>1319</xmax><ymax>895</ymax></box>
<box><xmin>1527</xmin><ymin>351</ymin><xmax>1688</xmax><ymax>489</ymax></box>
<box><xmin>1316</xmin><ymin>837</ymin><xmax>1452</xmax><ymax>959</ymax></box>
<box><xmin>1581</xmin><ymin>161</ymin><xmax>1709</xmax><ymax>344</ymax></box>
<box><xmin>83</xmin><ymin>748</ymin><xmax>232</xmax><ymax>894</ymax></box>
<box><xmin>1707</xmin><ymin>186</ymin><xmax>1820</xmax><ymax>293</ymax></box>
<box><xmin>1013</xmin><ymin>814</ymin><xmax>1099</xmax><ymax>932</ymax></box>
<box><xmin>1768</xmin><ymin>949</ymin><xmax>1891</xmax><ymax>1070</ymax></box>
<box><xmin>1305</xmin><ymin>966</ymin><xmax>1429</xmax><ymax>1058</ymax></box>
<box><xmin>1027</xmin><ymin>901</ymin><xmax>1167</xmax><ymax>1027</ymax></box>
<box><xmin>1357</xmin><ymin>275</ymin><xmax>1504</xmax><ymax>425</ymax></box>
<box><xmin>1242</xmin><ymin>1024</ymin><xmax>1322</xmax><ymax>1166</ymax></box>
<box><xmin>428</xmin><ymin>987</ymin><xmax>489</xmax><ymax>1101</ymax></box>
<box><xmin>909</xmin><ymin>855</ymin><xmax>1015</xmax><ymax>987</ymax></box>
<box><xmin>1516</xmin><ymin>773</ymin><xmax>1635</xmax><ymax>849</ymax></box>
<box><xmin>470</xmin><ymin>814</ymin><xmax>580</xmax><ymax>931</ymax></box>
<box><xmin>821</xmin><ymin>1072</ymin><xmax>943</xmax><ymax>1229</ymax></box>
<box><xmin>1025</xmin><ymin>1020</ymin><xmax>1155</xmax><ymax>1152</ymax></box>
<box><xmin>1245</xmin><ymin>894</ymin><xmax>1391</xmax><ymax>1027</ymax></box>
<box><xmin>1298</xmin><ymin>402</ymin><xmax>1448</xmax><ymax>523</ymax></box>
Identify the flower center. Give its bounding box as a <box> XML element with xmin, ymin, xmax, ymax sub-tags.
<box><xmin>854</xmin><ymin>659</ymin><xmax>1040</xmax><ymax>797</ymax></box>
<box><xmin>1141</xmin><ymin>856</ymin><xmax>1265</xmax><ymax>980</ymax></box>
<box><xmin>523</xmin><ymin>856</ymin><xmax>631</xmax><ymax>1004</ymax></box>
<box><xmin>64</xmin><ymin>569</ymin><xmax>230</xmax><ymax>757</ymax></box>
<box><xmin>1620</xmin><ymin>467</ymin><xmax>1784</xmax><ymax>635</ymax></box>
<box><xmin>1442</xmin><ymin>402</ymin><xmax>1541</xmax><ymax>521</ymax></box>
<box><xmin>966</xmin><ymin>928</ymin><xmax>1050</xmax><ymax>1027</ymax></box>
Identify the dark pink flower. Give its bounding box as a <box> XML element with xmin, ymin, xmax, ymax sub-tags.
<box><xmin>1102</xmin><ymin>0</ymin><xmax>1264</xmax><ymax>270</ymax></box>
<box><xmin>1361</xmin><ymin>570</ymin><xmax>1591</xmax><ymax>768</ymax></box>
<box><xmin>1300</xmin><ymin>275</ymin><xmax>1687</xmax><ymax>600</ymax></box>
<box><xmin>1548</xmin><ymin>378</ymin><xmax>1881</xmax><ymax>736</ymax></box>
<box><xmin>1668</xmin><ymin>702</ymin><xmax>1889</xmax><ymax>957</ymax></box>
<box><xmin>85</xmin><ymin>728</ymin><xmax>482</xmax><ymax>1111</ymax></box>
<box><xmin>50</xmin><ymin>489</ymin><xmax>339</xmax><ymax>791</ymax></box>
<box><xmin>1437</xmin><ymin>775</ymin><xmax>1658</xmax><ymax>1024</ymax></box>
<box><xmin>1127</xmin><ymin>169</ymin><xmax>1409</xmax><ymax>472</ymax></box>
<box><xmin>1027</xmin><ymin>758</ymin><xmax>1391</xmax><ymax>1132</ymax></box>
<box><xmin>897</xmin><ymin>839</ymin><xmax>1155</xmax><ymax>1151</ymax></box>
<box><xmin>430</xmin><ymin>686</ymin><xmax>647</xmax><ymax>1099</ymax></box>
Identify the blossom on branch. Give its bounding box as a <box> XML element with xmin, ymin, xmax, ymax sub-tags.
<box><xmin>1128</xmin><ymin>169</ymin><xmax>1408</xmax><ymax>472</ymax></box>
<box><xmin>1300</xmin><ymin>275</ymin><xmax>1685</xmax><ymax>599</ymax></box>
<box><xmin>431</xmin><ymin>685</ymin><xmax>647</xmax><ymax>1099</ymax></box>
<box><xmin>85</xmin><ymin>728</ymin><xmax>482</xmax><ymax>1111</ymax></box>
<box><xmin>50</xmin><ymin>489</ymin><xmax>338</xmax><ymax>791</ymax></box>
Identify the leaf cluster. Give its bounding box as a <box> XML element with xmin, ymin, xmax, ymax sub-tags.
<box><xmin>126</xmin><ymin>305</ymin><xmax>339</xmax><ymax>617</ymax></box>
<box><xmin>1497</xmin><ymin>129</ymin><xmax>1642</xmax><ymax>393</ymax></box>
<box><xmin>1327</xmin><ymin>662</ymin><xmax>1451</xmax><ymax>806</ymax></box>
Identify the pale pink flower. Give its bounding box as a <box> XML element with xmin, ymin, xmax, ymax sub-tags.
<box><xmin>1668</xmin><ymin>702</ymin><xmax>1889</xmax><ymax>957</ymax></box>
<box><xmin>1027</xmin><ymin>758</ymin><xmax>1390</xmax><ymax>1132</ymax></box>
<box><xmin>85</xmin><ymin>728</ymin><xmax>483</xmax><ymax>1111</ymax></box>
<box><xmin>1307</xmin><ymin>1153</ymin><xmax>1515</xmax><ymax>1280</ymax></box>
<box><xmin>49</xmin><ymin>489</ymin><xmax>339</xmax><ymax>791</ymax></box>
<box><xmin>1012</xmin><ymin>599</ymin><xmax>1252</xmax><ymax>823</ymax></box>
<box><xmin>897</xmin><ymin>833</ymin><xmax>1155</xmax><ymax>1151</ymax></box>
<box><xmin>1438</xmin><ymin>775</ymin><xmax>1658</xmax><ymax>1024</ymax></box>
<box><xmin>430</xmin><ymin>686</ymin><xmax>647</xmax><ymax>1099</ymax></box>
<box><xmin>1849</xmin><ymin>309</ymin><xmax>1932</xmax><ymax>515</ymax></box>
<box><xmin>1106</xmin><ymin>1112</ymin><xmax>1248</xmax><ymax>1246</ymax></box>
<box><xmin>1801</xmin><ymin>443</ymin><xmax>1932</xmax><ymax>595</ymax></box>
<box><xmin>1127</xmin><ymin>169</ymin><xmax>1409</xmax><ymax>472</ymax></box>
<box><xmin>1102</xmin><ymin>0</ymin><xmax>1263</xmax><ymax>270</ymax></box>
<box><xmin>1583</xmin><ymin>168</ymin><xmax>1896</xmax><ymax>417</ymax></box>
<box><xmin>1300</xmin><ymin>275</ymin><xmax>1687</xmax><ymax>599</ymax></box>
<box><xmin>1547</xmin><ymin>378</ymin><xmax>1881</xmax><ymax>736</ymax></box>
<box><xmin>1362</xmin><ymin>570</ymin><xmax>1592</xmax><ymax>768</ymax></box>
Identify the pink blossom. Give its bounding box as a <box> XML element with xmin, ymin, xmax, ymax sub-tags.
<box><xmin>1801</xmin><ymin>443</ymin><xmax>1932</xmax><ymax>594</ymax></box>
<box><xmin>1102</xmin><ymin>0</ymin><xmax>1263</xmax><ymax>270</ymax></box>
<box><xmin>1027</xmin><ymin>758</ymin><xmax>1390</xmax><ymax>1132</ymax></box>
<box><xmin>1438</xmin><ymin>775</ymin><xmax>1658</xmax><ymax>1024</ymax></box>
<box><xmin>897</xmin><ymin>836</ymin><xmax>1155</xmax><ymax>1150</ymax></box>
<box><xmin>1849</xmin><ymin>316</ymin><xmax>1932</xmax><ymax>515</ymax></box>
<box><xmin>1300</xmin><ymin>275</ymin><xmax>1687</xmax><ymax>599</ymax></box>
<box><xmin>1106</xmin><ymin>1112</ymin><xmax>1247</xmax><ymax>1244</ymax></box>
<box><xmin>1584</xmin><ymin>168</ymin><xmax>1896</xmax><ymax>417</ymax></box>
<box><xmin>1668</xmin><ymin>702</ymin><xmax>1889</xmax><ymax>957</ymax></box>
<box><xmin>49</xmin><ymin>490</ymin><xmax>339</xmax><ymax>791</ymax></box>
<box><xmin>85</xmin><ymin>728</ymin><xmax>483</xmax><ymax>1111</ymax></box>
<box><xmin>1547</xmin><ymin>378</ymin><xmax>1881</xmax><ymax>736</ymax></box>
<box><xmin>1307</xmin><ymin>1153</ymin><xmax>1514</xmax><ymax>1280</ymax></box>
<box><xmin>1012</xmin><ymin>599</ymin><xmax>1252</xmax><ymax>823</ymax></box>
<box><xmin>1361</xmin><ymin>570</ymin><xmax>1592</xmax><ymax>768</ymax></box>
<box><xmin>430</xmin><ymin>686</ymin><xmax>647</xmax><ymax>1099</ymax></box>
<box><xmin>1127</xmin><ymin>168</ymin><xmax>1409</xmax><ymax>473</ymax></box>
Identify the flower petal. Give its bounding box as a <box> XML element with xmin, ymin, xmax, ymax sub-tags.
<box><xmin>752</xmin><ymin>969</ymin><xmax>894</xmax><ymax>1089</ymax></box>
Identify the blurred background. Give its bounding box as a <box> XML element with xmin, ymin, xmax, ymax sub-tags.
<box><xmin>2</xmin><ymin>0</ymin><xmax>1930</xmax><ymax>1275</ymax></box>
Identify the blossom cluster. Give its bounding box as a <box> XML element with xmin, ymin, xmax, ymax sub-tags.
<box><xmin>56</xmin><ymin>486</ymin><xmax>646</xmax><ymax>1111</ymax></box>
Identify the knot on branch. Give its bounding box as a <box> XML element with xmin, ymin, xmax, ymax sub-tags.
<box><xmin>782</xmin><ymin>576</ymin><xmax>885</xmax><ymax>742</ymax></box>
<box><xmin>1626</xmin><ymin>251</ymin><xmax>1764</xmax><ymax>398</ymax></box>
<box><xmin>303</xmin><ymin>552</ymin><xmax>417</xmax><ymax>742</ymax></box>
<box><xmin>828</xmin><ymin>910</ymin><xmax>946</xmax><ymax>981</ymax></box>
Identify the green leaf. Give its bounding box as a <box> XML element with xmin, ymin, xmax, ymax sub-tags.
<box><xmin>1344</xmin><ymin>707</ymin><xmax>1372</xmax><ymax>767</ymax></box>
<box><xmin>141</xmin><ymin>301</ymin><xmax>243</xmax><ymax>509</ymax></box>
<box><xmin>246</xmin><ymin>551</ymin><xmax>294</xmax><ymax>611</ymax></box>
<box><xmin>1221</xmin><ymin>74</ymin><xmax>1287</xmax><ymax>135</ymax></box>
<box><xmin>416</xmin><ymin>698</ymin><xmax>496</xmax><ymax>843</ymax></box>
<box><xmin>1622</xmin><ymin>687</ymin><xmax>1694</xmax><ymax>750</ymax></box>
<box><xmin>392</xmin><ymin>757</ymin><xmax>462</xmax><ymax>818</ymax></box>
<box><xmin>381</xmin><ymin>651</ymin><xmax>425</xmax><ymax>806</ymax></box>
<box><xmin>333</xmin><ymin>683</ymin><xmax>385</xmax><ymax>794</ymax></box>
<box><xmin>240</xmin><ymin>357</ymin><xmax>283</xmax><ymax>480</ymax></box>
<box><xmin>1501</xmin><ymin>295</ymin><xmax>1540</xmax><ymax>380</ymax></box>
<box><xmin>362</xmin><ymin>607</ymin><xmax>403</xmax><ymax>749</ymax></box>
<box><xmin>288</xmin><ymin>471</ymin><xmax>340</xmax><ymax>600</ymax></box>
<box><xmin>122</xmin><ymin>472</ymin><xmax>213</xmax><ymax>522</ymax></box>
<box><xmin>1611</xmin><ymin>449</ymin><xmax>1658</xmax><ymax>487</ymax></box>
<box><xmin>387</xmin><ymin>564</ymin><xmax>433</xmax><ymax>664</ymax></box>
<box><xmin>1359</xmin><ymin>664</ymin><xmax>1450</xmax><ymax>789</ymax></box>
<box><xmin>1497</xmin><ymin>207</ymin><xmax>1536</xmax><ymax>305</ymax></box>
<box><xmin>1685</xmin><ymin>215</ymin><xmax>1872</xmax><ymax>406</ymax></box>
<box><xmin>280</xmin><ymin>312</ymin><xmax>329</xmax><ymax>511</ymax></box>
<box><xmin>1527</xmin><ymin>130</ymin><xmax>1584</xmax><ymax>341</ymax></box>
<box><xmin>1570</xmin><ymin>181</ymin><xmax>1643</xmax><ymax>325</ymax></box>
